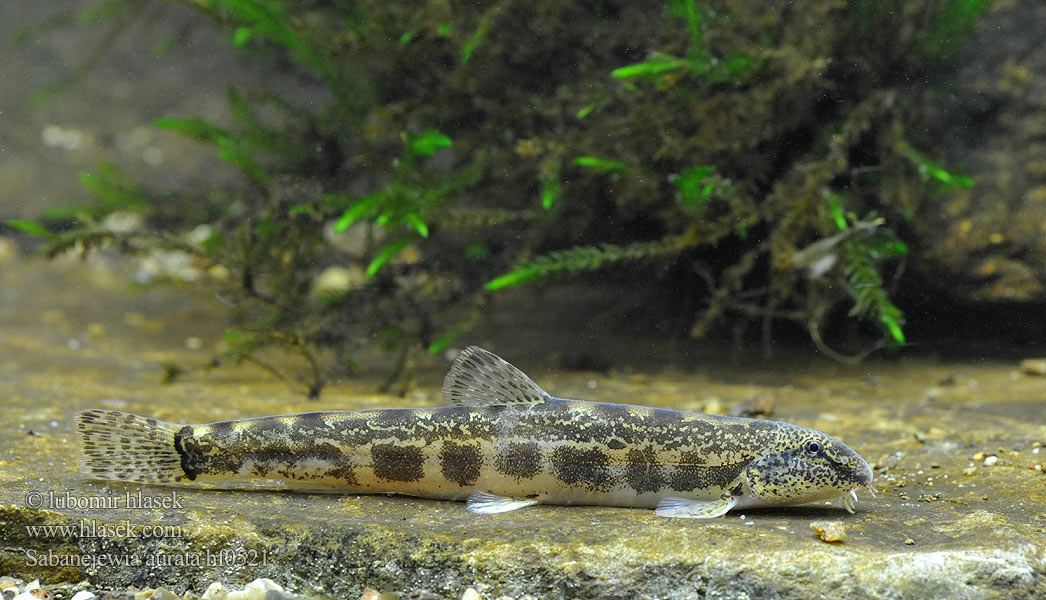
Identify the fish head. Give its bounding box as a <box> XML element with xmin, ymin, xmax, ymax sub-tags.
<box><xmin>743</xmin><ymin>426</ymin><xmax>873</xmax><ymax>510</ymax></box>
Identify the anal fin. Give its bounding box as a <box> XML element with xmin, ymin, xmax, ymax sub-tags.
<box><xmin>655</xmin><ymin>494</ymin><xmax>738</xmax><ymax>519</ymax></box>
<box><xmin>466</xmin><ymin>490</ymin><xmax>539</xmax><ymax>515</ymax></box>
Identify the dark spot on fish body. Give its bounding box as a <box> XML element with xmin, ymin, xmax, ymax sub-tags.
<box><xmin>291</xmin><ymin>412</ymin><xmax>333</xmax><ymax>440</ymax></box>
<box><xmin>551</xmin><ymin>446</ymin><xmax>613</xmax><ymax>492</ymax></box>
<box><xmin>439</xmin><ymin>442</ymin><xmax>482</xmax><ymax>487</ymax></box>
<box><xmin>494</xmin><ymin>441</ymin><xmax>542</xmax><ymax>481</ymax></box>
<box><xmin>624</xmin><ymin>445</ymin><xmax>666</xmax><ymax>493</ymax></box>
<box><xmin>373</xmin><ymin>408</ymin><xmax>414</xmax><ymax>428</ymax></box>
<box><xmin>607</xmin><ymin>438</ymin><xmax>626</xmax><ymax>450</ymax></box>
<box><xmin>669</xmin><ymin>451</ymin><xmax>746</xmax><ymax>492</ymax></box>
<box><xmin>205</xmin><ymin>420</ymin><xmax>236</xmax><ymax>439</ymax></box>
<box><xmin>371</xmin><ymin>443</ymin><xmax>425</xmax><ymax>482</ymax></box>
<box><xmin>173</xmin><ymin>425</ymin><xmax>198</xmax><ymax>481</ymax></box>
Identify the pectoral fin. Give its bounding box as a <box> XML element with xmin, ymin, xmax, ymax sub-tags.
<box><xmin>466</xmin><ymin>490</ymin><xmax>539</xmax><ymax>514</ymax></box>
<box><xmin>655</xmin><ymin>493</ymin><xmax>738</xmax><ymax>519</ymax></box>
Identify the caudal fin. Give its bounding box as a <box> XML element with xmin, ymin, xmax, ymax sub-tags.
<box><xmin>76</xmin><ymin>409</ymin><xmax>184</xmax><ymax>483</ymax></box>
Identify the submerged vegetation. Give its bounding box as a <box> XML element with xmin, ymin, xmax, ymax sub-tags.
<box><xmin>10</xmin><ymin>0</ymin><xmax>987</xmax><ymax>395</ymax></box>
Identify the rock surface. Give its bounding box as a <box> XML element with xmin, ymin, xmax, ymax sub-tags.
<box><xmin>1</xmin><ymin>253</ymin><xmax>1044</xmax><ymax>600</ymax></box>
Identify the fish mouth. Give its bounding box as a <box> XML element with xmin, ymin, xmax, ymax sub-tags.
<box><xmin>841</xmin><ymin>458</ymin><xmax>875</xmax><ymax>513</ymax></box>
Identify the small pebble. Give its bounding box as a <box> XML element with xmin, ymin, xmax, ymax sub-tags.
<box><xmin>201</xmin><ymin>583</ymin><xmax>227</xmax><ymax>600</ymax></box>
<box><xmin>70</xmin><ymin>593</ymin><xmax>97</xmax><ymax>600</ymax></box>
<box><xmin>461</xmin><ymin>589</ymin><xmax>482</xmax><ymax>600</ymax></box>
<box><xmin>983</xmin><ymin>455</ymin><xmax>998</xmax><ymax>466</ymax></box>
<box><xmin>730</xmin><ymin>393</ymin><xmax>775</xmax><ymax>418</ymax></box>
<box><xmin>702</xmin><ymin>397</ymin><xmax>724</xmax><ymax>415</ymax></box>
<box><xmin>904</xmin><ymin>538</ymin><xmax>915</xmax><ymax>545</ymax></box>
<box><xmin>1018</xmin><ymin>358</ymin><xmax>1046</xmax><ymax>375</ymax></box>
<box><xmin>809</xmin><ymin>520</ymin><xmax>847</xmax><ymax>542</ymax></box>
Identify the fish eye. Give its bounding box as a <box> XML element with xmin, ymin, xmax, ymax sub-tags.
<box><xmin>805</xmin><ymin>441</ymin><xmax>822</xmax><ymax>455</ymax></box>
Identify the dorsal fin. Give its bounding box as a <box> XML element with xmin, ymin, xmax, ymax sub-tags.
<box><xmin>442</xmin><ymin>346</ymin><xmax>551</xmax><ymax>407</ymax></box>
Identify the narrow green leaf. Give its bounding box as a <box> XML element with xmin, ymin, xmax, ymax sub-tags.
<box><xmin>884</xmin><ymin>317</ymin><xmax>905</xmax><ymax>345</ymax></box>
<box><xmin>7</xmin><ymin>219</ymin><xmax>56</xmax><ymax>238</ymax></box>
<box><xmin>334</xmin><ymin>193</ymin><xmax>382</xmax><ymax>233</ymax></box>
<box><xmin>404</xmin><ymin>213</ymin><xmax>429</xmax><ymax>238</ymax></box>
<box><xmin>576</xmin><ymin>104</ymin><xmax>595</xmax><ymax>119</ymax></box>
<box><xmin>611</xmin><ymin>55</ymin><xmax>689</xmax><ymax>79</ymax></box>
<box><xmin>672</xmin><ymin>165</ymin><xmax>717</xmax><ymax>215</ymax></box>
<box><xmin>541</xmin><ymin>176</ymin><xmax>561</xmax><ymax>211</ymax></box>
<box><xmin>573</xmin><ymin>156</ymin><xmax>627</xmax><ymax>174</ymax></box>
<box><xmin>427</xmin><ymin>326</ymin><xmax>463</xmax><ymax>355</ymax></box>
<box><xmin>827</xmin><ymin>194</ymin><xmax>848</xmax><ymax>230</ymax></box>
<box><xmin>366</xmin><ymin>236</ymin><xmax>415</xmax><ymax>277</ymax></box>
<box><xmin>408</xmin><ymin>130</ymin><xmax>452</xmax><ymax>156</ymax></box>
<box><xmin>399</xmin><ymin>29</ymin><xmax>418</xmax><ymax>45</ymax></box>
<box><xmin>233</xmin><ymin>26</ymin><xmax>252</xmax><ymax>46</ymax></box>
<box><xmin>154</xmin><ymin>116</ymin><xmax>225</xmax><ymax>142</ymax></box>
<box><xmin>461</xmin><ymin>24</ymin><xmax>488</xmax><ymax>63</ymax></box>
<box><xmin>485</xmin><ymin>269</ymin><xmax>535</xmax><ymax>291</ymax></box>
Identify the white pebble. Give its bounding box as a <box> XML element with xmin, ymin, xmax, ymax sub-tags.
<box><xmin>70</xmin><ymin>591</ymin><xmax>97</xmax><ymax>600</ymax></box>
<box><xmin>983</xmin><ymin>455</ymin><xmax>998</xmax><ymax>466</ymax></box>
<box><xmin>461</xmin><ymin>588</ymin><xmax>482</xmax><ymax>600</ymax></box>
<box><xmin>227</xmin><ymin>578</ymin><xmax>284</xmax><ymax>600</ymax></box>
<box><xmin>202</xmin><ymin>582</ymin><xmax>228</xmax><ymax>600</ymax></box>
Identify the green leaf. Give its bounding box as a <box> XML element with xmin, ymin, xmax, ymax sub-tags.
<box><xmin>154</xmin><ymin>116</ymin><xmax>226</xmax><ymax>142</ymax></box>
<box><xmin>665</xmin><ymin>0</ymin><xmax>702</xmax><ymax>47</ymax></box>
<box><xmin>334</xmin><ymin>193</ymin><xmax>383</xmax><ymax>233</ymax></box>
<box><xmin>7</xmin><ymin>219</ymin><xmax>56</xmax><ymax>239</ymax></box>
<box><xmin>404</xmin><ymin>213</ymin><xmax>429</xmax><ymax>238</ymax></box>
<box><xmin>427</xmin><ymin>326</ymin><xmax>463</xmax><ymax>355</ymax></box>
<box><xmin>461</xmin><ymin>24</ymin><xmax>488</xmax><ymax>63</ymax></box>
<box><xmin>465</xmin><ymin>242</ymin><xmax>487</xmax><ymax>260</ymax></box>
<box><xmin>399</xmin><ymin>29</ymin><xmax>418</xmax><ymax>45</ymax></box>
<box><xmin>366</xmin><ymin>235</ymin><xmax>415</xmax><ymax>277</ymax></box>
<box><xmin>541</xmin><ymin>176</ymin><xmax>561</xmax><ymax>211</ymax></box>
<box><xmin>486</xmin><ymin>239</ymin><xmax>679</xmax><ymax>291</ymax></box>
<box><xmin>902</xmin><ymin>146</ymin><xmax>974</xmax><ymax>189</ymax></box>
<box><xmin>233</xmin><ymin>26</ymin><xmax>252</xmax><ymax>46</ymax></box>
<box><xmin>827</xmin><ymin>194</ymin><xmax>848</xmax><ymax>230</ymax></box>
<box><xmin>77</xmin><ymin>163</ymin><xmax>150</xmax><ymax>212</ymax></box>
<box><xmin>611</xmin><ymin>55</ymin><xmax>689</xmax><ymax>79</ymax></box>
<box><xmin>672</xmin><ymin>165</ymin><xmax>717</xmax><ymax>215</ymax></box>
<box><xmin>883</xmin><ymin>316</ymin><xmax>906</xmax><ymax>345</ymax></box>
<box><xmin>576</xmin><ymin>104</ymin><xmax>595</xmax><ymax>119</ymax></box>
<box><xmin>408</xmin><ymin>130</ymin><xmax>452</xmax><ymax>156</ymax></box>
<box><xmin>573</xmin><ymin>156</ymin><xmax>627</xmax><ymax>174</ymax></box>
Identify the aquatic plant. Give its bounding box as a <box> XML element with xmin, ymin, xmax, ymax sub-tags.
<box><xmin>8</xmin><ymin>0</ymin><xmax>990</xmax><ymax>393</ymax></box>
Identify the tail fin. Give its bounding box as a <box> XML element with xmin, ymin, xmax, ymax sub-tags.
<box><xmin>76</xmin><ymin>409</ymin><xmax>184</xmax><ymax>483</ymax></box>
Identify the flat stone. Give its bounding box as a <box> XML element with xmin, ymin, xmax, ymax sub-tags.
<box><xmin>1</xmin><ymin>257</ymin><xmax>1044</xmax><ymax>600</ymax></box>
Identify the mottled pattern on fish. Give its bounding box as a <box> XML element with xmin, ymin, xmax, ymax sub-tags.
<box><xmin>77</xmin><ymin>347</ymin><xmax>873</xmax><ymax>518</ymax></box>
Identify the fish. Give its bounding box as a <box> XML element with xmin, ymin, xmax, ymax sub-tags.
<box><xmin>76</xmin><ymin>346</ymin><xmax>874</xmax><ymax>518</ymax></box>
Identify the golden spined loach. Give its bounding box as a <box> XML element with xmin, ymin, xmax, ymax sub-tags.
<box><xmin>77</xmin><ymin>347</ymin><xmax>873</xmax><ymax>518</ymax></box>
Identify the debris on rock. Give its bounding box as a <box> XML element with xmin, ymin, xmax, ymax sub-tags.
<box><xmin>809</xmin><ymin>520</ymin><xmax>847</xmax><ymax>543</ymax></box>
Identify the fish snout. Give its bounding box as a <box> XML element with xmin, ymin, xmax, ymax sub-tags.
<box><xmin>854</xmin><ymin>455</ymin><xmax>874</xmax><ymax>488</ymax></box>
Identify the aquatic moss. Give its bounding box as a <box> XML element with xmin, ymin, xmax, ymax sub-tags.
<box><xmin>9</xmin><ymin>0</ymin><xmax>988</xmax><ymax>392</ymax></box>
